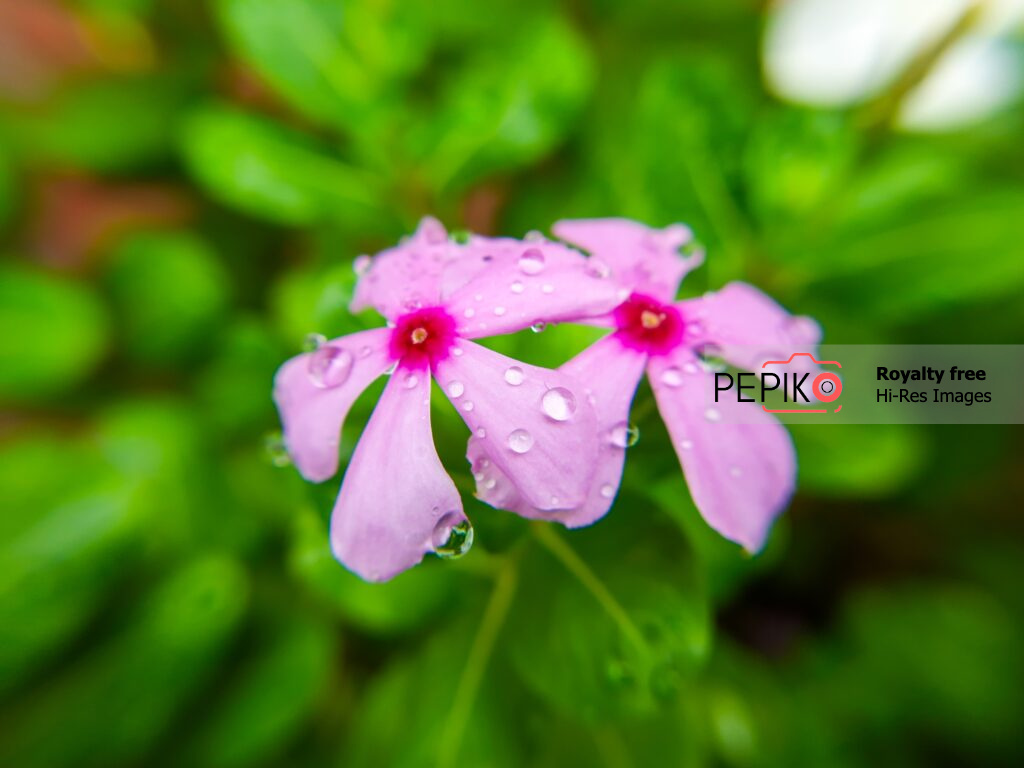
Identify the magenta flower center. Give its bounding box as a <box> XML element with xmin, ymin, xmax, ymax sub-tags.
<box><xmin>613</xmin><ymin>292</ymin><xmax>685</xmax><ymax>355</ymax></box>
<box><xmin>388</xmin><ymin>307</ymin><xmax>458</xmax><ymax>369</ymax></box>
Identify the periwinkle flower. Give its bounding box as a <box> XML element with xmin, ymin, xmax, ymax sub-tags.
<box><xmin>273</xmin><ymin>218</ymin><xmax>621</xmax><ymax>581</ymax></box>
<box><xmin>468</xmin><ymin>219</ymin><xmax>822</xmax><ymax>552</ymax></box>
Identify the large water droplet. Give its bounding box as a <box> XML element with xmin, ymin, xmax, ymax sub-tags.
<box><xmin>308</xmin><ymin>345</ymin><xmax>354</xmax><ymax>388</ymax></box>
<box><xmin>352</xmin><ymin>255</ymin><xmax>372</xmax><ymax>275</ymax></box>
<box><xmin>518</xmin><ymin>248</ymin><xmax>545</xmax><ymax>275</ymax></box>
<box><xmin>541</xmin><ymin>387</ymin><xmax>577</xmax><ymax>421</ymax></box>
<box><xmin>609</xmin><ymin>422</ymin><xmax>640</xmax><ymax>448</ymax></box>
<box><xmin>696</xmin><ymin>343</ymin><xmax>727</xmax><ymax>372</ymax></box>
<box><xmin>447</xmin><ymin>381</ymin><xmax>465</xmax><ymax>398</ymax></box>
<box><xmin>507</xmin><ymin>429</ymin><xmax>534</xmax><ymax>454</ymax></box>
<box><xmin>263</xmin><ymin>431</ymin><xmax>291</xmax><ymax>467</ymax></box>
<box><xmin>303</xmin><ymin>333</ymin><xmax>326</xmax><ymax>353</ymax></box>
<box><xmin>432</xmin><ymin>512</ymin><xmax>473</xmax><ymax>559</ymax></box>
<box><xmin>504</xmin><ymin>366</ymin><xmax>525</xmax><ymax>386</ymax></box>
<box><xmin>660</xmin><ymin>367</ymin><xmax>684</xmax><ymax>388</ymax></box>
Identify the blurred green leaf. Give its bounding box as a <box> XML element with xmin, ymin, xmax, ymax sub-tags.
<box><xmin>179</xmin><ymin>105</ymin><xmax>388</xmax><ymax>226</ymax></box>
<box><xmin>0</xmin><ymin>266</ymin><xmax>109</xmax><ymax>400</ymax></box>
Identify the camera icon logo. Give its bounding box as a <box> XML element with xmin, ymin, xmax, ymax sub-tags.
<box><xmin>761</xmin><ymin>352</ymin><xmax>843</xmax><ymax>414</ymax></box>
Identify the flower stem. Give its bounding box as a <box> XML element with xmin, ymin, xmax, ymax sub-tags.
<box><xmin>530</xmin><ymin>522</ymin><xmax>647</xmax><ymax>654</ymax></box>
<box><xmin>438</xmin><ymin>552</ymin><xmax>519</xmax><ymax>768</ymax></box>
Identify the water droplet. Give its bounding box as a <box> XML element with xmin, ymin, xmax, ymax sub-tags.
<box><xmin>360</xmin><ymin>346</ymin><xmax>372</xmax><ymax>358</ymax></box>
<box><xmin>402</xmin><ymin>372</ymin><xmax>419</xmax><ymax>389</ymax></box>
<box><xmin>483</xmin><ymin>477</ymin><xmax>497</xmax><ymax>491</ymax></box>
<box><xmin>687</xmin><ymin>319</ymin><xmax>706</xmax><ymax>337</ymax></box>
<box><xmin>510</xmin><ymin>281</ymin><xmax>524</xmax><ymax>294</ymax></box>
<box><xmin>352</xmin><ymin>255</ymin><xmax>372</xmax><ymax>275</ymax></box>
<box><xmin>550</xmin><ymin>496</ymin><xmax>560</xmax><ymax>506</ymax></box>
<box><xmin>586</xmin><ymin>259</ymin><xmax>611</xmax><ymax>278</ymax></box>
<box><xmin>308</xmin><ymin>346</ymin><xmax>354</xmax><ymax>388</ymax></box>
<box><xmin>541</xmin><ymin>387</ymin><xmax>577</xmax><ymax>421</ymax></box>
<box><xmin>518</xmin><ymin>248</ymin><xmax>545</xmax><ymax>275</ymax></box>
<box><xmin>660</xmin><ymin>367</ymin><xmax>684</xmax><ymax>387</ymax></box>
<box><xmin>541</xmin><ymin>283</ymin><xmax>554</xmax><ymax>294</ymax></box>
<box><xmin>609</xmin><ymin>422</ymin><xmax>640</xmax><ymax>448</ymax></box>
<box><xmin>432</xmin><ymin>513</ymin><xmax>473</xmax><ymax>559</ymax></box>
<box><xmin>525</xmin><ymin>230</ymin><xmax>545</xmax><ymax>242</ymax></box>
<box><xmin>507</xmin><ymin>429</ymin><xmax>534</xmax><ymax>454</ymax></box>
<box><xmin>447</xmin><ymin>381</ymin><xmax>465</xmax><ymax>398</ymax></box>
<box><xmin>450</xmin><ymin>230</ymin><xmax>471</xmax><ymax>244</ymax></box>
<box><xmin>600</xmin><ymin>483</ymin><xmax>615</xmax><ymax>499</ymax></box>
<box><xmin>452</xmin><ymin>347</ymin><xmax>464</xmax><ymax>357</ymax></box>
<box><xmin>683</xmin><ymin>362</ymin><xmax>698</xmax><ymax>374</ymax></box>
<box><xmin>504</xmin><ymin>366</ymin><xmax>525</xmax><ymax>386</ymax></box>
<box><xmin>263</xmin><ymin>432</ymin><xmax>291</xmax><ymax>467</ymax></box>
<box><xmin>494</xmin><ymin>306</ymin><xmax>506</xmax><ymax>316</ymax></box>
<box><xmin>705</xmin><ymin>407</ymin><xmax>721</xmax><ymax>422</ymax></box>
<box><xmin>303</xmin><ymin>333</ymin><xmax>326</xmax><ymax>353</ymax></box>
<box><xmin>729</xmin><ymin>466</ymin><xmax>742</xmax><ymax>477</ymax></box>
<box><xmin>530</xmin><ymin>321</ymin><xmax>547</xmax><ymax>333</ymax></box>
<box><xmin>462</xmin><ymin>400</ymin><xmax>474</xmax><ymax>412</ymax></box>
<box><xmin>473</xmin><ymin>471</ymin><xmax>485</xmax><ymax>482</ymax></box>
<box><xmin>474</xmin><ymin>293</ymin><xmax>483</xmax><ymax>302</ymax></box>
<box><xmin>475</xmin><ymin>427</ymin><xmax>486</xmax><ymax>438</ymax></box>
<box><xmin>679</xmin><ymin>439</ymin><xmax>693</xmax><ymax>450</ymax></box>
<box><xmin>696</xmin><ymin>343</ymin><xmax>727</xmax><ymax>372</ymax></box>
<box><xmin>464</xmin><ymin>308</ymin><xmax>475</xmax><ymax>318</ymax></box>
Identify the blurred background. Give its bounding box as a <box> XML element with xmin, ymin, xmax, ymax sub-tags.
<box><xmin>1</xmin><ymin>0</ymin><xmax>1023</xmax><ymax>766</ymax></box>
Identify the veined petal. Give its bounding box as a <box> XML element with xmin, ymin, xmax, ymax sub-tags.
<box><xmin>273</xmin><ymin>328</ymin><xmax>392</xmax><ymax>482</ymax></box>
<box><xmin>436</xmin><ymin>341</ymin><xmax>598</xmax><ymax>511</ymax></box>
<box><xmin>553</xmin><ymin>218</ymin><xmax>702</xmax><ymax>303</ymax></box>
<box><xmin>680</xmin><ymin>281</ymin><xmax>822</xmax><ymax>375</ymax></box>
<box><xmin>350</xmin><ymin>217</ymin><xmax>453</xmax><ymax>320</ymax></box>
<box><xmin>648</xmin><ymin>347</ymin><xmax>796</xmax><ymax>552</ymax></box>
<box><xmin>330</xmin><ymin>370</ymin><xmax>463</xmax><ymax>582</ymax></box>
<box><xmin>445</xmin><ymin>242</ymin><xmax>623</xmax><ymax>339</ymax></box>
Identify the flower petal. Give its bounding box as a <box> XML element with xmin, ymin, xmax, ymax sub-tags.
<box><xmin>681</xmin><ymin>281</ymin><xmax>822</xmax><ymax>375</ymax></box>
<box><xmin>444</xmin><ymin>240</ymin><xmax>623</xmax><ymax>338</ymax></box>
<box><xmin>553</xmin><ymin>218</ymin><xmax>702</xmax><ymax>303</ymax></box>
<box><xmin>350</xmin><ymin>217</ymin><xmax>453</xmax><ymax>320</ymax></box>
<box><xmin>648</xmin><ymin>347</ymin><xmax>796</xmax><ymax>552</ymax></box>
<box><xmin>436</xmin><ymin>341</ymin><xmax>598</xmax><ymax>511</ymax></box>
<box><xmin>330</xmin><ymin>369</ymin><xmax>463</xmax><ymax>582</ymax></box>
<box><xmin>273</xmin><ymin>328</ymin><xmax>392</xmax><ymax>482</ymax></box>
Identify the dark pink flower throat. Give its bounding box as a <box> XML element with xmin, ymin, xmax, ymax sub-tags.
<box><xmin>388</xmin><ymin>307</ymin><xmax>458</xmax><ymax>369</ymax></box>
<box><xmin>613</xmin><ymin>293</ymin><xmax>685</xmax><ymax>356</ymax></box>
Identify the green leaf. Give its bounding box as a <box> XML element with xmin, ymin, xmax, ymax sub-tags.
<box><xmin>0</xmin><ymin>266</ymin><xmax>110</xmax><ymax>400</ymax></box>
<box><xmin>179</xmin><ymin>105</ymin><xmax>388</xmax><ymax>226</ymax></box>
<box><xmin>106</xmin><ymin>230</ymin><xmax>231</xmax><ymax>366</ymax></box>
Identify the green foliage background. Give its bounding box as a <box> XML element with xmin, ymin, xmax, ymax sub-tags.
<box><xmin>1</xmin><ymin>1</ymin><xmax>1023</xmax><ymax>766</ymax></box>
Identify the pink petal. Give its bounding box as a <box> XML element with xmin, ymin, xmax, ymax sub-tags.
<box><xmin>273</xmin><ymin>328</ymin><xmax>392</xmax><ymax>482</ymax></box>
<box><xmin>553</xmin><ymin>218</ymin><xmax>702</xmax><ymax>303</ymax></box>
<box><xmin>444</xmin><ymin>241</ymin><xmax>623</xmax><ymax>338</ymax></box>
<box><xmin>435</xmin><ymin>341</ymin><xmax>599</xmax><ymax>511</ymax></box>
<box><xmin>680</xmin><ymin>282</ymin><xmax>822</xmax><ymax>375</ymax></box>
<box><xmin>350</xmin><ymin>217</ymin><xmax>453</xmax><ymax>320</ymax></box>
<box><xmin>647</xmin><ymin>347</ymin><xmax>796</xmax><ymax>552</ymax></box>
<box><xmin>330</xmin><ymin>369</ymin><xmax>463</xmax><ymax>582</ymax></box>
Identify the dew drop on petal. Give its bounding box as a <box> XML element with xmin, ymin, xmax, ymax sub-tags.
<box><xmin>507</xmin><ymin>429</ymin><xmax>534</xmax><ymax>454</ymax></box>
<box><xmin>609</xmin><ymin>422</ymin><xmax>640</xmax><ymax>448</ymax></box>
<box><xmin>541</xmin><ymin>387</ymin><xmax>577</xmax><ymax>422</ymax></box>
<box><xmin>483</xmin><ymin>477</ymin><xmax>497</xmax><ymax>491</ymax></box>
<box><xmin>352</xmin><ymin>255</ymin><xmax>372</xmax><ymax>275</ymax></box>
<box><xmin>586</xmin><ymin>259</ymin><xmax>611</xmax><ymax>278</ymax></box>
<box><xmin>687</xmin><ymin>319</ymin><xmax>706</xmax><ymax>337</ymax></box>
<box><xmin>504</xmin><ymin>366</ymin><xmax>525</xmax><ymax>386</ymax></box>
<box><xmin>447</xmin><ymin>381</ymin><xmax>464</xmax><ymax>398</ymax></box>
<box><xmin>475</xmin><ymin>427</ymin><xmax>487</xmax><ymax>438</ymax></box>
<box><xmin>510</xmin><ymin>281</ymin><xmax>524</xmax><ymax>294</ymax></box>
<box><xmin>494</xmin><ymin>306</ymin><xmax>507</xmax><ymax>316</ymax></box>
<box><xmin>308</xmin><ymin>346</ymin><xmax>354</xmax><ymax>388</ymax></box>
<box><xmin>696</xmin><ymin>343</ymin><xmax>727</xmax><ymax>372</ymax></box>
<box><xmin>600</xmin><ymin>483</ymin><xmax>615</xmax><ymax>499</ymax></box>
<box><xmin>704</xmin><ymin>407</ymin><xmax>721</xmax><ymax>423</ymax></box>
<box><xmin>303</xmin><ymin>333</ymin><xmax>327</xmax><ymax>353</ymax></box>
<box><xmin>683</xmin><ymin>362</ymin><xmax>698</xmax><ymax>374</ymax></box>
<box><xmin>462</xmin><ymin>400</ymin><xmax>474</xmax><ymax>412</ymax></box>
<box><xmin>360</xmin><ymin>346</ymin><xmax>372</xmax><ymax>358</ymax></box>
<box><xmin>530</xmin><ymin>321</ymin><xmax>547</xmax><ymax>333</ymax></box>
<box><xmin>518</xmin><ymin>248</ymin><xmax>546</xmax><ymax>275</ymax></box>
<box><xmin>464</xmin><ymin>308</ymin><xmax>475</xmax><ymax>318</ymax></box>
<box><xmin>660</xmin><ymin>367</ymin><xmax>684</xmax><ymax>387</ymax></box>
<box><xmin>452</xmin><ymin>347</ymin><xmax>464</xmax><ymax>357</ymax></box>
<box><xmin>541</xmin><ymin>283</ymin><xmax>555</xmax><ymax>294</ymax></box>
<box><xmin>432</xmin><ymin>512</ymin><xmax>474</xmax><ymax>559</ymax></box>
<box><xmin>679</xmin><ymin>439</ymin><xmax>693</xmax><ymax>450</ymax></box>
<box><xmin>402</xmin><ymin>372</ymin><xmax>419</xmax><ymax>389</ymax></box>
<box><xmin>525</xmin><ymin>230</ymin><xmax>545</xmax><ymax>242</ymax></box>
<box><xmin>474</xmin><ymin>293</ymin><xmax>484</xmax><ymax>302</ymax></box>
<box><xmin>263</xmin><ymin>431</ymin><xmax>291</xmax><ymax>467</ymax></box>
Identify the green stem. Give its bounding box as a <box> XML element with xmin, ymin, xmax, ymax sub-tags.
<box><xmin>438</xmin><ymin>554</ymin><xmax>519</xmax><ymax>768</ymax></box>
<box><xmin>530</xmin><ymin>523</ymin><xmax>647</xmax><ymax>654</ymax></box>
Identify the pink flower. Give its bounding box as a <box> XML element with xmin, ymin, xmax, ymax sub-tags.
<box><xmin>468</xmin><ymin>218</ymin><xmax>821</xmax><ymax>552</ymax></box>
<box><xmin>273</xmin><ymin>218</ymin><xmax>621</xmax><ymax>581</ymax></box>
